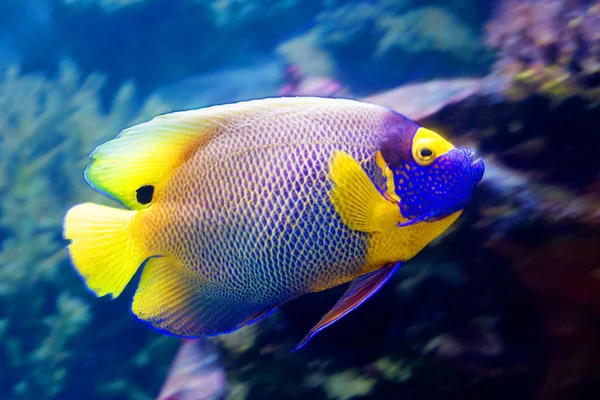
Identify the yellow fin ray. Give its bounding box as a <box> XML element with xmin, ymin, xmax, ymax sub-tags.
<box><xmin>132</xmin><ymin>256</ymin><xmax>211</xmax><ymax>337</ymax></box>
<box><xmin>132</xmin><ymin>257</ymin><xmax>192</xmax><ymax>324</ymax></box>
<box><xmin>63</xmin><ymin>203</ymin><xmax>147</xmax><ymax>298</ymax></box>
<box><xmin>329</xmin><ymin>151</ymin><xmax>400</xmax><ymax>233</ymax></box>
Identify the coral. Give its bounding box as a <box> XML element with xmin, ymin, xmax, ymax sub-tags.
<box><xmin>485</xmin><ymin>0</ymin><xmax>600</xmax><ymax>102</ymax></box>
<box><xmin>0</xmin><ymin>61</ymin><xmax>174</xmax><ymax>399</ymax></box>
<box><xmin>6</xmin><ymin>1</ymin><xmax>487</xmax><ymax>100</ymax></box>
<box><xmin>18</xmin><ymin>294</ymin><xmax>91</xmax><ymax>398</ymax></box>
<box><xmin>371</xmin><ymin>358</ymin><xmax>412</xmax><ymax>383</ymax></box>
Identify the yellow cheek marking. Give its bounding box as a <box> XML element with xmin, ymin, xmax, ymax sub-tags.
<box><xmin>412</xmin><ymin>127</ymin><xmax>455</xmax><ymax>164</ymax></box>
<box><xmin>375</xmin><ymin>151</ymin><xmax>400</xmax><ymax>202</ymax></box>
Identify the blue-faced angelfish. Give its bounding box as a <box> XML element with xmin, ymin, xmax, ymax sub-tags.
<box><xmin>63</xmin><ymin>97</ymin><xmax>485</xmax><ymax>349</ymax></box>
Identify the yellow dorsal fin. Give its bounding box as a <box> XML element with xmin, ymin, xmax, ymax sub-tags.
<box><xmin>329</xmin><ymin>151</ymin><xmax>400</xmax><ymax>233</ymax></box>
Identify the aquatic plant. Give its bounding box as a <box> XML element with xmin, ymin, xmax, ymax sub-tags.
<box><xmin>485</xmin><ymin>0</ymin><xmax>600</xmax><ymax>102</ymax></box>
<box><xmin>0</xmin><ymin>61</ymin><xmax>175</xmax><ymax>399</ymax></box>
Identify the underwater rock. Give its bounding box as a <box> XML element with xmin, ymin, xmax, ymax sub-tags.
<box><xmin>417</xmin><ymin>87</ymin><xmax>600</xmax><ymax>232</ymax></box>
<box><xmin>3</xmin><ymin>1</ymin><xmax>599</xmax><ymax>396</ymax></box>
<box><xmin>490</xmin><ymin>236</ymin><xmax>600</xmax><ymax>400</ymax></box>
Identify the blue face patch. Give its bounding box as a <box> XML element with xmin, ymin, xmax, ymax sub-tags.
<box><xmin>391</xmin><ymin>148</ymin><xmax>484</xmax><ymax>224</ymax></box>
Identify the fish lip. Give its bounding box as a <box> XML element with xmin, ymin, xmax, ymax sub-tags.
<box><xmin>471</xmin><ymin>157</ymin><xmax>483</xmax><ymax>166</ymax></box>
<box><xmin>472</xmin><ymin>158</ymin><xmax>485</xmax><ymax>170</ymax></box>
<box><xmin>471</xmin><ymin>158</ymin><xmax>485</xmax><ymax>181</ymax></box>
<box><xmin>468</xmin><ymin>151</ymin><xmax>481</xmax><ymax>166</ymax></box>
<box><xmin>466</xmin><ymin>150</ymin><xmax>485</xmax><ymax>180</ymax></box>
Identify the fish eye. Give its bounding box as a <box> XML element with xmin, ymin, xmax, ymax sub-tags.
<box><xmin>420</xmin><ymin>149</ymin><xmax>433</xmax><ymax>157</ymax></box>
<box><xmin>415</xmin><ymin>147</ymin><xmax>436</xmax><ymax>166</ymax></box>
<box><xmin>136</xmin><ymin>185</ymin><xmax>154</xmax><ymax>204</ymax></box>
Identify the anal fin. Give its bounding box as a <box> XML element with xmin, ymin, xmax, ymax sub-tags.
<box><xmin>295</xmin><ymin>262</ymin><xmax>401</xmax><ymax>350</ymax></box>
<box><xmin>132</xmin><ymin>256</ymin><xmax>201</xmax><ymax>337</ymax></box>
<box><xmin>132</xmin><ymin>257</ymin><xmax>279</xmax><ymax>338</ymax></box>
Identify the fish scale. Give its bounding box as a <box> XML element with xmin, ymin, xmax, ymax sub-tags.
<box><xmin>133</xmin><ymin>105</ymin><xmax>390</xmax><ymax>334</ymax></box>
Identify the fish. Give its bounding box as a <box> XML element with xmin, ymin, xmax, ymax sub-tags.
<box><xmin>63</xmin><ymin>97</ymin><xmax>484</xmax><ymax>350</ymax></box>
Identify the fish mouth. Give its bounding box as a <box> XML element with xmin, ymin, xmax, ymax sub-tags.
<box><xmin>471</xmin><ymin>157</ymin><xmax>483</xmax><ymax>167</ymax></box>
<box><xmin>468</xmin><ymin>152</ymin><xmax>485</xmax><ymax>181</ymax></box>
<box><xmin>468</xmin><ymin>151</ymin><xmax>483</xmax><ymax>167</ymax></box>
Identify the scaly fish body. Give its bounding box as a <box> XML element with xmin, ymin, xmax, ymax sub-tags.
<box><xmin>64</xmin><ymin>97</ymin><xmax>484</xmax><ymax>348</ymax></box>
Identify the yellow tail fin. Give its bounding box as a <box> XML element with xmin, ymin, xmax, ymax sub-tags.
<box><xmin>63</xmin><ymin>203</ymin><xmax>148</xmax><ymax>298</ymax></box>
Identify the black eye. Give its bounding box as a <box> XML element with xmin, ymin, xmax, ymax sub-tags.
<box><xmin>420</xmin><ymin>149</ymin><xmax>433</xmax><ymax>158</ymax></box>
<box><xmin>136</xmin><ymin>185</ymin><xmax>154</xmax><ymax>204</ymax></box>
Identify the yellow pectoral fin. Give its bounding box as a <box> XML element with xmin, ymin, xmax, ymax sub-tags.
<box><xmin>329</xmin><ymin>151</ymin><xmax>399</xmax><ymax>233</ymax></box>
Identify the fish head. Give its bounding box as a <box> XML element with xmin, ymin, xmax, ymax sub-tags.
<box><xmin>380</xmin><ymin>125</ymin><xmax>484</xmax><ymax>222</ymax></box>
